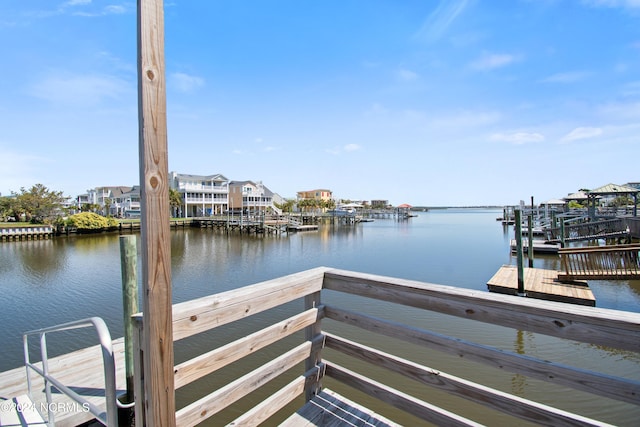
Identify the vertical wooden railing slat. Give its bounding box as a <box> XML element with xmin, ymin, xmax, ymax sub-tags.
<box><xmin>137</xmin><ymin>0</ymin><xmax>176</xmax><ymax>425</ymax></box>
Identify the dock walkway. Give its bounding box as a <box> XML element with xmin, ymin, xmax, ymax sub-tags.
<box><xmin>487</xmin><ymin>265</ymin><xmax>595</xmax><ymax>306</ymax></box>
<box><xmin>0</xmin><ymin>338</ymin><xmax>126</xmax><ymax>427</ymax></box>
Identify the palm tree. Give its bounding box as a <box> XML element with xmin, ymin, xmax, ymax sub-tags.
<box><xmin>169</xmin><ymin>188</ymin><xmax>183</xmax><ymax>218</ymax></box>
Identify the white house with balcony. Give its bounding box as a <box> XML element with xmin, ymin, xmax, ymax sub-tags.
<box><xmin>170</xmin><ymin>172</ymin><xmax>229</xmax><ymax>217</ymax></box>
<box><xmin>116</xmin><ymin>185</ymin><xmax>141</xmax><ymax>218</ymax></box>
<box><xmin>78</xmin><ymin>186</ymin><xmax>133</xmax><ymax>216</ymax></box>
<box><xmin>229</xmin><ymin>180</ymin><xmax>280</xmax><ymax>216</ymax></box>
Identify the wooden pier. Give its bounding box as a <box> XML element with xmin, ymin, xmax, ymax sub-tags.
<box><xmin>487</xmin><ymin>265</ymin><xmax>595</xmax><ymax>306</ymax></box>
<box><xmin>0</xmin><ymin>226</ymin><xmax>54</xmax><ymax>242</ymax></box>
<box><xmin>192</xmin><ymin>216</ymin><xmax>319</xmax><ymax>234</ymax></box>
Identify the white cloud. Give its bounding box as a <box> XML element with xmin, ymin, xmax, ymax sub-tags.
<box><xmin>326</xmin><ymin>144</ymin><xmax>362</xmax><ymax>155</ymax></box>
<box><xmin>414</xmin><ymin>0</ymin><xmax>470</xmax><ymax>43</ymax></box>
<box><xmin>598</xmin><ymin>101</ymin><xmax>640</xmax><ymax>120</ymax></box>
<box><xmin>429</xmin><ymin>110</ymin><xmax>502</xmax><ymax>128</ymax></box>
<box><xmin>541</xmin><ymin>71</ymin><xmax>590</xmax><ymax>83</ymax></box>
<box><xmin>62</xmin><ymin>1</ymin><xmax>130</xmax><ymax>17</ymax></box>
<box><xmin>104</xmin><ymin>5</ymin><xmax>126</xmax><ymax>14</ymax></box>
<box><xmin>170</xmin><ymin>72</ymin><xmax>204</xmax><ymax>93</ymax></box>
<box><xmin>63</xmin><ymin>0</ymin><xmax>92</xmax><ymax>6</ymax></box>
<box><xmin>560</xmin><ymin>127</ymin><xmax>603</xmax><ymax>143</ymax></box>
<box><xmin>581</xmin><ymin>0</ymin><xmax>640</xmax><ymax>10</ymax></box>
<box><xmin>29</xmin><ymin>73</ymin><xmax>130</xmax><ymax>106</ymax></box>
<box><xmin>490</xmin><ymin>132</ymin><xmax>545</xmax><ymax>145</ymax></box>
<box><xmin>396</xmin><ymin>68</ymin><xmax>419</xmax><ymax>82</ymax></box>
<box><xmin>364</xmin><ymin>103</ymin><xmax>389</xmax><ymax>116</ymax></box>
<box><xmin>470</xmin><ymin>53</ymin><xmax>519</xmax><ymax>71</ymax></box>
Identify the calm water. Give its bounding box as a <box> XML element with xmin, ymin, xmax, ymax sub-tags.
<box><xmin>1</xmin><ymin>208</ymin><xmax>639</xmax><ymax>425</ymax></box>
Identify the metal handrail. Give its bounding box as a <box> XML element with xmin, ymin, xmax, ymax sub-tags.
<box><xmin>22</xmin><ymin>317</ymin><xmax>122</xmax><ymax>426</ymax></box>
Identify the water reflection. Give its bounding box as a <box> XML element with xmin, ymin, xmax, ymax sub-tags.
<box><xmin>1</xmin><ymin>210</ymin><xmax>639</xmax><ymax>425</ymax></box>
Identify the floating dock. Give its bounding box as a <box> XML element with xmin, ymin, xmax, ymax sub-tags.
<box><xmin>487</xmin><ymin>265</ymin><xmax>595</xmax><ymax>306</ymax></box>
<box><xmin>510</xmin><ymin>239</ymin><xmax>560</xmax><ymax>254</ymax></box>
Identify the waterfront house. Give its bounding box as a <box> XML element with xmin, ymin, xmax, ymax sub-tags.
<box><xmin>77</xmin><ymin>186</ymin><xmax>133</xmax><ymax>216</ymax></box>
<box><xmin>297</xmin><ymin>189</ymin><xmax>333</xmax><ymax>203</ymax></box>
<box><xmin>115</xmin><ymin>185</ymin><xmax>141</xmax><ymax>218</ymax></box>
<box><xmin>228</xmin><ymin>180</ymin><xmax>280</xmax><ymax>215</ymax></box>
<box><xmin>169</xmin><ymin>172</ymin><xmax>229</xmax><ymax>217</ymax></box>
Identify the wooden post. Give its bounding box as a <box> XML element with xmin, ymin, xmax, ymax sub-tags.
<box><xmin>120</xmin><ymin>235</ymin><xmax>139</xmax><ymax>403</ymax></box>
<box><xmin>527</xmin><ymin>214</ymin><xmax>534</xmax><ymax>268</ymax></box>
<box><xmin>560</xmin><ymin>219</ymin><xmax>566</xmax><ymax>248</ymax></box>
<box><xmin>137</xmin><ymin>0</ymin><xmax>175</xmax><ymax>425</ymax></box>
<box><xmin>514</xmin><ymin>209</ymin><xmax>525</xmax><ymax>295</ymax></box>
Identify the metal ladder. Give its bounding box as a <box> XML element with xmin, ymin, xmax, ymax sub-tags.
<box><xmin>13</xmin><ymin>317</ymin><xmax>131</xmax><ymax>426</ymax></box>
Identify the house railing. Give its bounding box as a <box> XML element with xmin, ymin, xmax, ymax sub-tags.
<box><xmin>548</xmin><ymin>218</ymin><xmax>629</xmax><ymax>242</ymax></box>
<box><xmin>132</xmin><ymin>267</ymin><xmax>640</xmax><ymax>426</ymax></box>
<box><xmin>558</xmin><ymin>244</ymin><xmax>640</xmax><ymax>280</ymax></box>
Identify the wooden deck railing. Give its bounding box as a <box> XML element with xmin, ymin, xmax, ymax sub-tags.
<box><xmin>548</xmin><ymin>218</ymin><xmax>629</xmax><ymax>243</ymax></box>
<box><xmin>558</xmin><ymin>244</ymin><xmax>640</xmax><ymax>280</ymax></box>
<box><xmin>132</xmin><ymin>267</ymin><xmax>640</xmax><ymax>426</ymax></box>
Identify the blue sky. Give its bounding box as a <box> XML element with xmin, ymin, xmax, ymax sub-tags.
<box><xmin>1</xmin><ymin>1</ymin><xmax>639</xmax><ymax>206</ymax></box>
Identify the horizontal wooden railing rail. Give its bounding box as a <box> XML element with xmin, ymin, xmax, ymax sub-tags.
<box><xmin>559</xmin><ymin>244</ymin><xmax>640</xmax><ymax>280</ymax></box>
<box><xmin>322</xmin><ymin>269</ymin><xmax>639</xmax><ymax>352</ymax></box>
<box><xmin>131</xmin><ymin>267</ymin><xmax>640</xmax><ymax>426</ymax></box>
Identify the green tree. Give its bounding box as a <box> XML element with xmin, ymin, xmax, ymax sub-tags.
<box><xmin>274</xmin><ymin>199</ymin><xmax>295</xmax><ymax>213</ymax></box>
<box><xmin>321</xmin><ymin>199</ymin><xmax>336</xmax><ymax>211</ymax></box>
<box><xmin>15</xmin><ymin>184</ymin><xmax>66</xmax><ymax>224</ymax></box>
<box><xmin>609</xmin><ymin>196</ymin><xmax>633</xmax><ymax>207</ymax></box>
<box><xmin>297</xmin><ymin>198</ymin><xmax>319</xmax><ymax>213</ymax></box>
<box><xmin>0</xmin><ymin>196</ymin><xmax>16</xmax><ymax>221</ymax></box>
<box><xmin>81</xmin><ymin>202</ymin><xmax>100</xmax><ymax>213</ymax></box>
<box><xmin>169</xmin><ymin>188</ymin><xmax>183</xmax><ymax>217</ymax></box>
<box><xmin>103</xmin><ymin>197</ymin><xmax>112</xmax><ymax>217</ymax></box>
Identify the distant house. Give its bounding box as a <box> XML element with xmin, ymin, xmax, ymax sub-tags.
<box><xmin>624</xmin><ymin>182</ymin><xmax>640</xmax><ymax>191</ymax></box>
<box><xmin>296</xmin><ymin>189</ymin><xmax>333</xmax><ymax>202</ymax></box>
<box><xmin>170</xmin><ymin>172</ymin><xmax>229</xmax><ymax>218</ymax></box>
<box><xmin>79</xmin><ymin>186</ymin><xmax>133</xmax><ymax>216</ymax></box>
<box><xmin>229</xmin><ymin>180</ymin><xmax>279</xmax><ymax>215</ymax></box>
<box><xmin>116</xmin><ymin>185</ymin><xmax>141</xmax><ymax>218</ymax></box>
<box><xmin>76</xmin><ymin>193</ymin><xmax>91</xmax><ymax>209</ymax></box>
<box><xmin>371</xmin><ymin>200</ymin><xmax>389</xmax><ymax>209</ymax></box>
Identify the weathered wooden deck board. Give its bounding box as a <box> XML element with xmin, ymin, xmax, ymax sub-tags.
<box><xmin>0</xmin><ymin>338</ymin><xmax>126</xmax><ymax>427</ymax></box>
<box><xmin>487</xmin><ymin>265</ymin><xmax>595</xmax><ymax>306</ymax></box>
<box><xmin>280</xmin><ymin>389</ymin><xmax>401</xmax><ymax>427</ymax></box>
